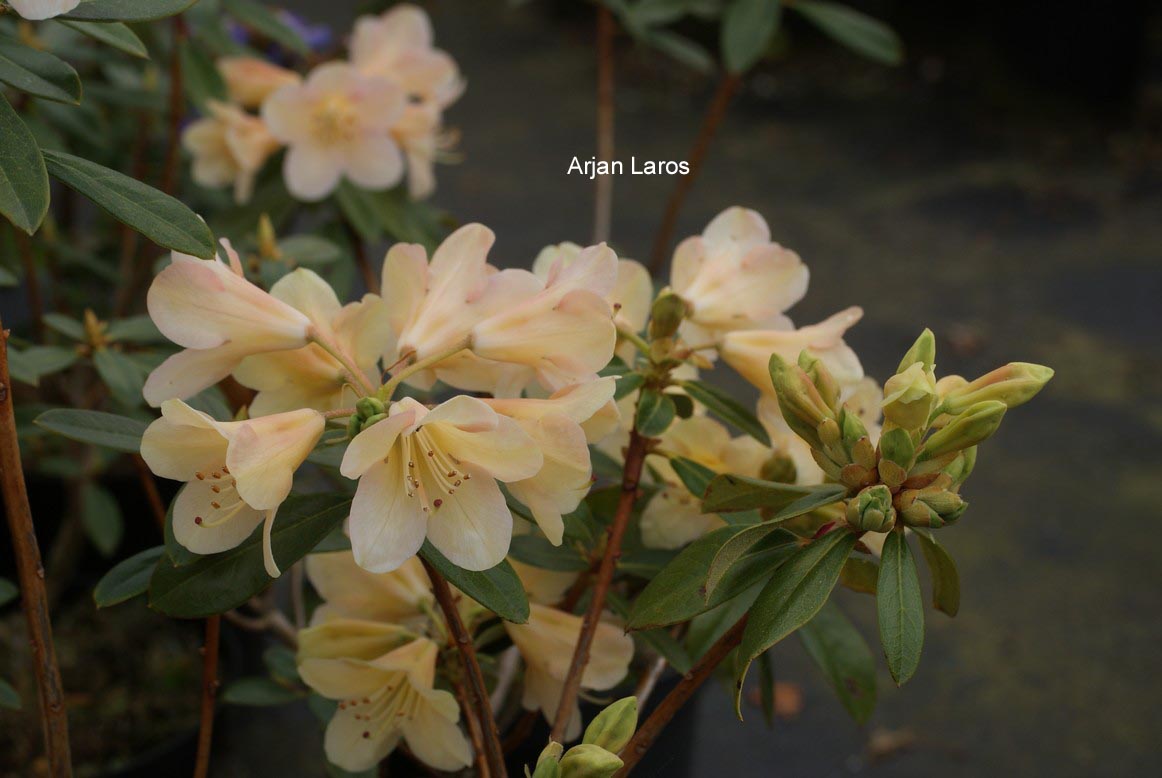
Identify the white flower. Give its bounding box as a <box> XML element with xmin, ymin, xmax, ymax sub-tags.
<box><xmin>182</xmin><ymin>101</ymin><xmax>282</xmax><ymax>205</ymax></box>
<box><xmin>8</xmin><ymin>0</ymin><xmax>80</xmax><ymax>20</ymax></box>
<box><xmin>350</xmin><ymin>3</ymin><xmax>464</xmax><ymax>108</ymax></box>
<box><xmin>341</xmin><ymin>396</ymin><xmax>543</xmax><ymax>572</ymax></box>
<box><xmin>140</xmin><ymin>400</ymin><xmax>324</xmax><ymax>576</ymax></box>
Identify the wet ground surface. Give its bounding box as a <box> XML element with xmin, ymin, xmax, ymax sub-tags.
<box><xmin>215</xmin><ymin>1</ymin><xmax>1162</xmax><ymax>775</ymax></box>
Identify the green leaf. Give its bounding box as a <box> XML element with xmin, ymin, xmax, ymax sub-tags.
<box><xmin>756</xmin><ymin>650</ymin><xmax>775</xmax><ymax>727</ymax></box>
<box><xmin>150</xmin><ymin>495</ymin><xmax>352</xmax><ymax>618</ymax></box>
<box><xmin>7</xmin><ymin>345</ymin><xmax>78</xmax><ymax>386</ymax></box>
<box><xmin>627</xmin><ymin>525</ymin><xmax>797</xmax><ymax>631</ymax></box>
<box><xmin>876</xmin><ymin>531</ymin><xmax>924</xmax><ymax>685</ymax></box>
<box><xmin>278</xmin><ymin>235</ymin><xmax>342</xmax><ymax>266</ymax></box>
<box><xmin>43</xmin><ymin>313</ymin><xmax>85</xmax><ymax>340</ymax></box>
<box><xmin>93</xmin><ymin>546</ymin><xmax>164</xmax><ymax>607</ymax></box>
<box><xmin>263</xmin><ymin>646</ymin><xmax>300</xmax><ymax>685</ymax></box>
<box><xmin>0</xmin><ymin>37</ymin><xmax>82</xmax><ymax>104</ymax></box>
<box><xmin>721</xmin><ymin>0</ymin><xmax>782</xmax><ymax>74</ymax></box>
<box><xmin>736</xmin><ymin>529</ymin><xmax>857</xmax><ymax>715</ymax></box>
<box><xmin>419</xmin><ymin>542</ymin><xmax>529</xmax><ymax>624</ymax></box>
<box><xmin>0</xmin><ymin>92</ymin><xmax>49</xmax><ymax>234</ymax></box>
<box><xmin>93</xmin><ymin>349</ymin><xmax>146</xmax><ymax>407</ymax></box>
<box><xmin>508</xmin><ymin>534</ymin><xmax>589</xmax><ymax>572</ymax></box>
<box><xmin>163</xmin><ymin>500</ymin><xmax>199</xmax><ymax>567</ymax></box>
<box><xmin>839</xmin><ymin>556</ymin><xmax>878</xmax><ymax>595</ymax></box>
<box><xmin>180</xmin><ymin>39</ymin><xmax>227</xmax><ymax>109</ymax></box>
<box><xmin>63</xmin><ymin>0</ymin><xmax>199</xmax><ymax>22</ymax></box>
<box><xmin>35</xmin><ymin>408</ymin><xmax>147</xmax><ymax>452</ymax></box>
<box><xmin>41</xmin><ymin>149</ymin><xmax>216</xmax><ymax>258</ymax></box>
<box><xmin>668</xmin><ymin>456</ymin><xmax>716</xmax><ymax>498</ymax></box>
<box><xmin>685</xmin><ymin>579</ymin><xmax>762</xmax><ymax>661</ymax></box>
<box><xmin>914</xmin><ymin>529</ymin><xmax>960</xmax><ymax>617</ymax></box>
<box><xmin>106</xmin><ymin>315</ymin><xmax>163</xmax><ymax>343</ymax></box>
<box><xmin>794</xmin><ymin>0</ymin><xmax>903</xmax><ymax>66</ymax></box>
<box><xmin>0</xmin><ymin>577</ymin><xmax>16</xmax><ymax>608</ymax></box>
<box><xmin>82</xmin><ymin>483</ymin><xmax>123</xmax><ymax>557</ymax></box>
<box><xmin>613</xmin><ymin>372</ymin><xmax>644</xmax><ymax>401</ymax></box>
<box><xmin>799</xmin><ymin>602</ymin><xmax>876</xmax><ymax>724</ymax></box>
<box><xmin>222</xmin><ymin>0</ymin><xmax>309</xmax><ymax>56</ymax></box>
<box><xmin>607</xmin><ymin>592</ymin><xmax>692</xmax><ymax>674</ymax></box>
<box><xmin>642</xmin><ymin>28</ymin><xmax>714</xmax><ymax>73</ymax></box>
<box><xmin>0</xmin><ymin>678</ymin><xmax>19</xmax><ymax>711</ymax></box>
<box><xmin>335</xmin><ymin>180</ymin><xmax>383</xmax><ymax>241</ymax></box>
<box><xmin>221</xmin><ymin>676</ymin><xmax>301</xmax><ymax>706</ymax></box>
<box><xmin>702</xmin><ymin>474</ymin><xmax>843</xmax><ymax>514</ymax></box>
<box><xmin>678</xmin><ymin>380</ymin><xmax>770</xmax><ymax>445</ymax></box>
<box><xmin>635</xmin><ymin>388</ymin><xmax>675</xmax><ymax>437</ymax></box>
<box><xmin>57</xmin><ymin>20</ymin><xmax>149</xmax><ymax>59</ymax></box>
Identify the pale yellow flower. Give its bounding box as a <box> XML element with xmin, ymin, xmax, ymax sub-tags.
<box><xmin>262</xmin><ymin>62</ymin><xmax>406</xmax><ymax>201</ymax></box>
<box><xmin>391</xmin><ymin>101</ymin><xmax>457</xmax><ymax>199</ymax></box>
<box><xmin>143</xmin><ymin>242</ymin><xmax>313</xmax><ymax>406</ymax></box>
<box><xmin>510</xmin><ymin>556</ymin><xmax>578</xmax><ymax>607</ymax></box>
<box><xmin>306</xmin><ymin>551</ymin><xmax>432</xmax><ymax>630</ymax></box>
<box><xmin>233</xmin><ymin>269</ymin><xmax>390</xmax><ymax>415</ymax></box>
<box><xmin>8</xmin><ymin>0</ymin><xmax>79</xmax><ymax>20</ymax></box>
<box><xmin>217</xmin><ymin>56</ymin><xmax>301</xmax><ymax>109</ymax></box>
<box><xmin>140</xmin><ymin>400</ymin><xmax>324</xmax><ymax>576</ymax></box>
<box><xmin>349</xmin><ymin>3</ymin><xmax>464</xmax><ymax>109</ymax></box>
<box><xmin>182</xmin><ymin>101</ymin><xmax>282</xmax><ymax>205</ymax></box>
<box><xmin>341</xmin><ymin>396</ymin><xmax>543</xmax><ymax>572</ymax></box>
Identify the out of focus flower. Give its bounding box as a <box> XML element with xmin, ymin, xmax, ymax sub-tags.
<box><xmin>234</xmin><ymin>269</ymin><xmax>390</xmax><ymax>415</ymax></box>
<box><xmin>143</xmin><ymin>242</ymin><xmax>312</xmax><ymax>406</ymax></box>
<box><xmin>217</xmin><ymin>57</ymin><xmax>301</xmax><ymax>109</ymax></box>
<box><xmin>350</xmin><ymin>3</ymin><xmax>463</xmax><ymax>108</ymax></box>
<box><xmin>8</xmin><ymin>0</ymin><xmax>79</xmax><ymax>20</ymax></box>
<box><xmin>262</xmin><ymin>62</ymin><xmax>405</xmax><ymax>201</ymax></box>
<box><xmin>182</xmin><ymin>101</ymin><xmax>281</xmax><ymax>204</ymax></box>
<box><xmin>341</xmin><ymin>396</ymin><xmax>542</xmax><ymax>572</ymax></box>
<box><xmin>390</xmin><ymin>102</ymin><xmax>458</xmax><ymax>199</ymax></box>
<box><xmin>140</xmin><ymin>400</ymin><xmax>323</xmax><ymax>576</ymax></box>
<box><xmin>306</xmin><ymin>551</ymin><xmax>432</xmax><ymax>630</ymax></box>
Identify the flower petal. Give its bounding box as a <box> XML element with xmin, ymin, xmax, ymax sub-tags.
<box><xmin>423</xmin><ymin>466</ymin><xmax>512</xmax><ymax>571</ymax></box>
<box><xmin>348</xmin><ymin>459</ymin><xmax>427</xmax><ymax>573</ymax></box>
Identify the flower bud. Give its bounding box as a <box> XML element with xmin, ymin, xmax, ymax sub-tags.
<box><xmin>760</xmin><ymin>452</ymin><xmax>798</xmax><ymax>484</ymax></box>
<box><xmin>941</xmin><ymin>362</ymin><xmax>1054</xmax><ymax>414</ymax></box>
<box><xmin>846</xmin><ymin>484</ymin><xmax>896</xmax><ymax>532</ymax></box>
<box><xmin>944</xmin><ymin>445</ymin><xmax>977</xmax><ymax>488</ymax></box>
<box><xmin>355</xmin><ymin>397</ymin><xmax>386</xmax><ymax>419</ymax></box>
<box><xmin>648</xmin><ymin>290</ymin><xmax>689</xmax><ymax>340</ymax></box>
<box><xmin>360</xmin><ymin>412</ymin><xmax>387</xmax><ymax>430</ymax></box>
<box><xmin>918</xmin><ymin>400</ymin><xmax>1006</xmax><ymax>461</ymax></box>
<box><xmin>533</xmin><ymin>741</ymin><xmax>564</xmax><ymax>778</ymax></box>
<box><xmin>559</xmin><ymin>743</ymin><xmax>624</xmax><ymax>778</ymax></box>
<box><xmin>257</xmin><ymin>213</ymin><xmax>281</xmax><ymax>260</ymax></box>
<box><xmin>897</xmin><ymin>487</ymin><xmax>967</xmax><ymax>528</ymax></box>
<box><xmin>346</xmin><ymin>414</ymin><xmax>361</xmax><ymax>440</ymax></box>
<box><xmin>897</xmin><ymin>328</ymin><xmax>936</xmax><ymax>373</ymax></box>
<box><xmin>583</xmin><ymin>696</ymin><xmax>638</xmax><ymax>754</ymax></box>
<box><xmin>769</xmin><ymin>355</ymin><xmax>833</xmax><ymax>449</ymax></box>
<box><xmin>881</xmin><ymin>362</ymin><xmax>938</xmax><ymax>431</ymax></box>
<box><xmin>798</xmin><ymin>351</ymin><xmax>841</xmax><ymax>413</ymax></box>
<box><xmin>877</xmin><ymin>427</ymin><xmax>915</xmax><ymax>468</ymax></box>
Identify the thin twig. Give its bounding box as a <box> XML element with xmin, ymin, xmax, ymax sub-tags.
<box><xmin>549</xmin><ymin>428</ymin><xmax>650</xmax><ymax>742</ymax></box>
<box><xmin>419</xmin><ymin>556</ymin><xmax>506</xmax><ymax>777</ymax></box>
<box><xmin>592</xmin><ymin>5</ymin><xmax>616</xmax><ymax>244</ymax></box>
<box><xmin>130</xmin><ymin>453</ymin><xmax>166</xmax><ymax>531</ymax></box>
<box><xmin>160</xmin><ymin>16</ymin><xmax>187</xmax><ymax>198</ymax></box>
<box><xmin>193</xmin><ymin>614</ymin><xmax>221</xmax><ymax>778</ymax></box>
<box><xmin>615</xmin><ymin>616</ymin><xmax>748</xmax><ymax>776</ymax></box>
<box><xmin>648</xmin><ymin>73</ymin><xmax>742</xmax><ymax>274</ymax></box>
<box><xmin>633</xmin><ymin>655</ymin><xmax>668</xmax><ymax>709</ymax></box>
<box><xmin>342</xmin><ymin>219</ymin><xmax>380</xmax><ymax>294</ymax></box>
<box><xmin>452</xmin><ymin>679</ymin><xmax>491</xmax><ymax>778</ymax></box>
<box><xmin>14</xmin><ymin>232</ymin><xmax>44</xmax><ymax>342</ymax></box>
<box><xmin>0</xmin><ymin>323</ymin><xmax>72</xmax><ymax>777</ymax></box>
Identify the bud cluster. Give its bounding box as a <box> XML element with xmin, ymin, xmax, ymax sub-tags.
<box><xmin>346</xmin><ymin>396</ymin><xmax>387</xmax><ymax>438</ymax></box>
<box><xmin>529</xmin><ymin>697</ymin><xmax>638</xmax><ymax>778</ymax></box>
<box><xmin>769</xmin><ymin>329</ymin><xmax>1052</xmax><ymax>533</ymax></box>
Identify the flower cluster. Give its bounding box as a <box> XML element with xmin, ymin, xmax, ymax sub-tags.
<box><xmin>182</xmin><ymin>3</ymin><xmax>462</xmax><ymax>202</ymax></box>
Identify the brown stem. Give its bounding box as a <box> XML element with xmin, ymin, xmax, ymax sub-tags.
<box><xmin>647</xmin><ymin>73</ymin><xmax>742</xmax><ymax>274</ymax></box>
<box><xmin>130</xmin><ymin>453</ymin><xmax>166</xmax><ymax>531</ymax></box>
<box><xmin>549</xmin><ymin>428</ymin><xmax>650</xmax><ymax>742</ymax></box>
<box><xmin>452</xmin><ymin>679</ymin><xmax>491</xmax><ymax>778</ymax></box>
<box><xmin>615</xmin><ymin>616</ymin><xmax>748</xmax><ymax>776</ymax></box>
<box><xmin>343</xmin><ymin>219</ymin><xmax>380</xmax><ymax>294</ymax></box>
<box><xmin>193</xmin><ymin>614</ymin><xmax>221</xmax><ymax>778</ymax></box>
<box><xmin>15</xmin><ymin>232</ymin><xmax>44</xmax><ymax>342</ymax></box>
<box><xmin>111</xmin><ymin>115</ymin><xmax>151</xmax><ymax>318</ymax></box>
<box><xmin>0</xmin><ymin>324</ymin><xmax>72</xmax><ymax>777</ymax></box>
<box><xmin>160</xmin><ymin>16</ymin><xmax>187</xmax><ymax>198</ymax></box>
<box><xmin>419</xmin><ymin>556</ymin><xmax>506</xmax><ymax>777</ymax></box>
<box><xmin>592</xmin><ymin>5</ymin><xmax>616</xmax><ymax>244</ymax></box>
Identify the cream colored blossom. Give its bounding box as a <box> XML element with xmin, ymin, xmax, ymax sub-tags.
<box><xmin>350</xmin><ymin>3</ymin><xmax>464</xmax><ymax>108</ymax></box>
<box><xmin>505</xmin><ymin>603</ymin><xmax>633</xmax><ymax>740</ymax></box>
<box><xmin>391</xmin><ymin>101</ymin><xmax>457</xmax><ymax>199</ymax></box>
<box><xmin>341</xmin><ymin>396</ymin><xmax>543</xmax><ymax>572</ymax></box>
<box><xmin>299</xmin><ymin>637</ymin><xmax>472</xmax><ymax>773</ymax></box>
<box><xmin>143</xmin><ymin>242</ymin><xmax>312</xmax><ymax>406</ymax></box>
<box><xmin>640</xmin><ymin>416</ymin><xmax>769</xmax><ymax>549</ymax></box>
<box><xmin>217</xmin><ymin>56</ymin><xmax>301</xmax><ymax>109</ymax></box>
<box><xmin>140</xmin><ymin>400</ymin><xmax>323</xmax><ymax>576</ymax></box>
<box><xmin>8</xmin><ymin>0</ymin><xmax>79</xmax><ymax>20</ymax></box>
<box><xmin>182</xmin><ymin>101</ymin><xmax>281</xmax><ymax>204</ymax></box>
<box><xmin>234</xmin><ymin>269</ymin><xmax>390</xmax><ymax>415</ymax></box>
<box><xmin>262</xmin><ymin>62</ymin><xmax>405</xmax><ymax>201</ymax></box>
<box><xmin>306</xmin><ymin>551</ymin><xmax>432</xmax><ymax>629</ymax></box>
<box><xmin>671</xmin><ymin>207</ymin><xmax>808</xmax><ymax>344</ymax></box>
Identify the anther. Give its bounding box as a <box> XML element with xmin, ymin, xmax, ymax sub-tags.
<box><xmin>211</xmin><ymin>501</ymin><xmax>221</xmax><ymax>509</ymax></box>
<box><xmin>194</xmin><ymin>517</ymin><xmax>203</xmax><ymax>525</ymax></box>
<box><xmin>433</xmin><ymin>499</ymin><xmax>443</xmax><ymax>508</ymax></box>
<box><xmin>195</xmin><ymin>472</ymin><xmax>205</xmax><ymax>480</ymax></box>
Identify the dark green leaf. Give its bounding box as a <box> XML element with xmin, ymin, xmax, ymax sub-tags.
<box><xmin>0</xmin><ymin>92</ymin><xmax>49</xmax><ymax>234</ymax></box>
<box><xmin>613</xmin><ymin>372</ymin><xmax>645</xmax><ymax>401</ymax></box>
<box><xmin>82</xmin><ymin>483</ymin><xmax>123</xmax><ymax>557</ymax></box>
<box><xmin>914</xmin><ymin>528</ymin><xmax>959</xmax><ymax>617</ymax></box>
<box><xmin>839</xmin><ymin>556</ymin><xmax>878</xmax><ymax>595</ymax></box>
<box><xmin>419</xmin><ymin>542</ymin><xmax>529</xmax><ymax>624</ymax></box>
<box><xmin>642</xmin><ymin>28</ymin><xmax>714</xmax><ymax>73</ymax></box>
<box><xmin>221</xmin><ymin>676</ymin><xmax>301</xmax><ymax>706</ymax></box>
<box><xmin>0</xmin><ymin>678</ymin><xmax>19</xmax><ymax>710</ymax></box>
<box><xmin>93</xmin><ymin>349</ymin><xmax>146</xmax><ymax>407</ymax></box>
<box><xmin>180</xmin><ymin>39</ymin><xmax>227</xmax><ymax>108</ymax></box>
<box><xmin>508</xmin><ymin>534</ymin><xmax>589</xmax><ymax>572</ymax></box>
<box><xmin>721</xmin><ymin>0</ymin><xmax>782</xmax><ymax>74</ymax></box>
<box><xmin>0</xmin><ymin>577</ymin><xmax>17</xmax><ymax>608</ymax></box>
<box><xmin>150</xmin><ymin>494</ymin><xmax>352</xmax><ymax>618</ymax></box>
<box><xmin>635</xmin><ymin>388</ymin><xmax>675</xmax><ymax>437</ymax></box>
<box><xmin>106</xmin><ymin>315</ymin><xmax>164</xmax><ymax>343</ymax></box>
<box><xmin>794</xmin><ymin>0</ymin><xmax>903</xmax><ymax>66</ymax></box>
<box><xmin>7</xmin><ymin>346</ymin><xmax>78</xmax><ymax>386</ymax></box>
<box><xmin>264</xmin><ymin>646</ymin><xmax>300</xmax><ymax>685</ymax></box>
<box><xmin>335</xmin><ymin>180</ymin><xmax>383</xmax><ymax>241</ymax></box>
<box><xmin>671</xmin><ymin>392</ymin><xmax>695</xmax><ymax>418</ymax></box>
<box><xmin>799</xmin><ymin>601</ymin><xmax>876</xmax><ymax>724</ymax></box>
<box><xmin>678</xmin><ymin>379</ymin><xmax>770</xmax><ymax>445</ymax></box>
<box><xmin>607</xmin><ymin>592</ymin><xmax>692</xmax><ymax>674</ymax></box>
<box><xmin>0</xmin><ymin>38</ymin><xmax>82</xmax><ymax>104</ymax></box>
<box><xmin>93</xmin><ymin>546</ymin><xmax>164</xmax><ymax>607</ymax></box>
<box><xmin>43</xmin><ymin>313</ymin><xmax>85</xmax><ymax>340</ymax></box>
<box><xmin>42</xmin><ymin>149</ymin><xmax>216</xmax><ymax>257</ymax></box>
<box><xmin>279</xmin><ymin>235</ymin><xmax>342</xmax><ymax>266</ymax></box>
<box><xmin>686</xmin><ymin>579</ymin><xmax>762</xmax><ymax>661</ymax></box>
<box><xmin>223</xmin><ymin>0</ymin><xmax>309</xmax><ymax>56</ymax></box>
<box><xmin>57</xmin><ymin>20</ymin><xmax>149</xmax><ymax>58</ymax></box>
<box><xmin>876</xmin><ymin>531</ymin><xmax>924</xmax><ymax>685</ymax></box>
<box><xmin>736</xmin><ymin>529</ymin><xmax>857</xmax><ymax>715</ymax></box>
<box><xmin>34</xmin><ymin>408</ymin><xmax>146</xmax><ymax>452</ymax></box>
<box><xmin>756</xmin><ymin>650</ymin><xmax>776</xmax><ymax>727</ymax></box>
<box><xmin>702</xmin><ymin>474</ymin><xmax>843</xmax><ymax>514</ymax></box>
<box><xmin>668</xmin><ymin>456</ymin><xmax>716</xmax><ymax>498</ymax></box>
<box><xmin>63</xmin><ymin>0</ymin><xmax>199</xmax><ymax>22</ymax></box>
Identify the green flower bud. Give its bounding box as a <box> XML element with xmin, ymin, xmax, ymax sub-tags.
<box><xmin>582</xmin><ymin>696</ymin><xmax>638</xmax><ymax>753</ymax></box>
<box><xmin>769</xmin><ymin>355</ymin><xmax>833</xmax><ymax>449</ymax></box>
<box><xmin>878</xmin><ymin>427</ymin><xmax>915</xmax><ymax>468</ymax></box>
<box><xmin>918</xmin><ymin>400</ymin><xmax>1006</xmax><ymax>461</ymax></box>
<box><xmin>897</xmin><ymin>328</ymin><xmax>936</xmax><ymax>373</ymax></box>
<box><xmin>945</xmin><ymin>445</ymin><xmax>977</xmax><ymax>488</ymax></box>
<box><xmin>897</xmin><ymin>487</ymin><xmax>967</xmax><ymax>528</ymax></box>
<box><xmin>941</xmin><ymin>362</ymin><xmax>1054</xmax><ymax>414</ymax></box>
<box><xmin>355</xmin><ymin>396</ymin><xmax>386</xmax><ymax>419</ymax></box>
<box><xmin>532</xmin><ymin>741</ymin><xmax>564</xmax><ymax>778</ymax></box>
<box><xmin>846</xmin><ymin>484</ymin><xmax>896</xmax><ymax>532</ymax></box>
<box><xmin>760</xmin><ymin>453</ymin><xmax>798</xmax><ymax>484</ymax></box>
<box><xmin>360</xmin><ymin>412</ymin><xmax>387</xmax><ymax>430</ymax></box>
<box><xmin>346</xmin><ymin>414</ymin><xmax>362</xmax><ymax>440</ymax></box>
<box><xmin>882</xmin><ymin>362</ymin><xmax>938</xmax><ymax>431</ymax></box>
<box><xmin>559</xmin><ymin>743</ymin><xmax>624</xmax><ymax>778</ymax></box>
<box><xmin>798</xmin><ymin>351</ymin><xmax>841</xmax><ymax>413</ymax></box>
<box><xmin>648</xmin><ymin>291</ymin><xmax>689</xmax><ymax>340</ymax></box>
<box><xmin>257</xmin><ymin>213</ymin><xmax>281</xmax><ymax>260</ymax></box>
<box><xmin>877</xmin><ymin>458</ymin><xmax>908</xmax><ymax>490</ymax></box>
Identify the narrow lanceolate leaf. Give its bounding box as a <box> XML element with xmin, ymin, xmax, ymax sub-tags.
<box><xmin>150</xmin><ymin>495</ymin><xmax>352</xmax><ymax>618</ymax></box>
<box><xmin>0</xmin><ymin>92</ymin><xmax>49</xmax><ymax>234</ymax></box>
<box><xmin>93</xmin><ymin>349</ymin><xmax>147</xmax><ymax>407</ymax></box>
<box><xmin>34</xmin><ymin>408</ymin><xmax>147</xmax><ymax>452</ymax></box>
<box><xmin>0</xmin><ymin>39</ymin><xmax>82</xmax><ymax>104</ymax></box>
<box><xmin>335</xmin><ymin>181</ymin><xmax>383</xmax><ymax>242</ymax></box>
<box><xmin>419</xmin><ymin>542</ymin><xmax>529</xmax><ymax>624</ymax></box>
<box><xmin>799</xmin><ymin>602</ymin><xmax>877</xmax><ymax>724</ymax></box>
<box><xmin>678</xmin><ymin>379</ymin><xmax>770</xmax><ymax>445</ymax></box>
<box><xmin>794</xmin><ymin>0</ymin><xmax>903</xmax><ymax>66</ymax></box>
<box><xmin>736</xmin><ymin>529</ymin><xmax>857</xmax><ymax>716</ymax></box>
<box><xmin>669</xmin><ymin>456</ymin><xmax>716</xmax><ymax>498</ymax></box>
<box><xmin>607</xmin><ymin>592</ymin><xmax>693</xmax><ymax>674</ymax></box>
<box><xmin>877</xmin><ymin>531</ymin><xmax>924</xmax><ymax>685</ymax></box>
<box><xmin>41</xmin><ymin>149</ymin><xmax>216</xmax><ymax>258</ymax></box>
<box><xmin>6</xmin><ymin>345</ymin><xmax>78</xmax><ymax>386</ymax></box>
<box><xmin>81</xmin><ymin>483</ymin><xmax>124</xmax><ymax>557</ymax></box>
<box><xmin>635</xmin><ymin>388</ymin><xmax>676</xmax><ymax>437</ymax></box>
<box><xmin>93</xmin><ymin>546</ymin><xmax>164</xmax><ymax>607</ymax></box>
<box><xmin>180</xmin><ymin>39</ymin><xmax>228</xmax><ymax>109</ymax></box>
<box><xmin>63</xmin><ymin>0</ymin><xmax>199</xmax><ymax>23</ymax></box>
<box><xmin>57</xmin><ymin>20</ymin><xmax>149</xmax><ymax>59</ymax></box>
<box><xmin>721</xmin><ymin>0</ymin><xmax>782</xmax><ymax>74</ymax></box>
<box><xmin>702</xmin><ymin>473</ymin><xmax>844</xmax><ymax>514</ymax></box>
<box><xmin>914</xmin><ymin>528</ymin><xmax>960</xmax><ymax>617</ymax></box>
<box><xmin>222</xmin><ymin>0</ymin><xmax>310</xmax><ymax>56</ymax></box>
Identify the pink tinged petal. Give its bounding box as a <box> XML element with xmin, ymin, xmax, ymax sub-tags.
<box><xmin>354</xmin><ymin>77</ymin><xmax>406</xmax><ymax>130</ymax></box>
<box><xmin>348</xmin><ymin>459</ymin><xmax>427</xmax><ymax>573</ymax></box>
<box><xmin>224</xmin><ymin>409</ymin><xmax>325</xmax><ymax>510</ymax></box>
<box><xmin>405</xmin><ymin>148</ymin><xmax>437</xmax><ymax>199</ymax></box>
<box><xmin>140</xmin><ymin>401</ymin><xmax>226</xmax><ymax>480</ymax></box>
<box><xmin>669</xmin><ymin>236</ymin><xmax>706</xmax><ymax>294</ymax></box>
<box><xmin>423</xmin><ymin>465</ymin><xmax>512</xmax><ymax>571</ymax></box>
<box><xmin>335</xmin><ymin>294</ymin><xmax>394</xmax><ymax>372</ymax></box>
<box><xmin>258</xmin><ymin>84</ymin><xmax>314</xmax><ymax>143</ymax></box>
<box><xmin>340</xmin><ymin>411</ymin><xmax>415</xmax><ymax>479</ymax></box>
<box><xmin>284</xmin><ymin>143</ymin><xmax>344</xmax><ymax>201</ymax></box>
<box><xmin>172</xmin><ymin>480</ymin><xmax>265</xmax><ymax>555</ymax></box>
<box><xmin>342</xmin><ymin>135</ymin><xmax>405</xmax><ymax>192</ymax></box>
<box><xmin>702</xmin><ymin>206</ymin><xmax>771</xmax><ymax>251</ymax></box>
<box><xmin>143</xmin><ymin>344</ymin><xmax>251</xmax><ymax>407</ymax></box>
<box><xmin>380</xmin><ymin>242</ymin><xmax>429</xmax><ymax>341</ymax></box>
<box><xmin>542</xmin><ymin>242</ymin><xmax>618</xmax><ymax>299</ymax></box>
